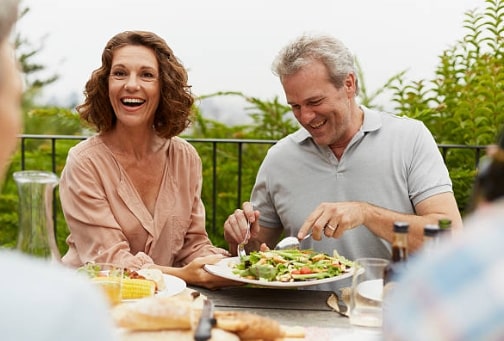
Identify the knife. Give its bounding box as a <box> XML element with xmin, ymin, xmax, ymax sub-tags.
<box><xmin>194</xmin><ymin>299</ymin><xmax>216</xmax><ymax>341</ymax></box>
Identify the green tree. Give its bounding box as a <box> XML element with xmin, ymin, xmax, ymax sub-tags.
<box><xmin>15</xmin><ymin>7</ymin><xmax>58</xmax><ymax>110</ymax></box>
<box><xmin>389</xmin><ymin>0</ymin><xmax>504</xmax><ymax>213</ymax></box>
<box><xmin>189</xmin><ymin>92</ymin><xmax>297</xmax><ymax>247</ymax></box>
<box><xmin>2</xmin><ymin>1</ymin><xmax>497</xmax><ymax>252</ymax></box>
<box><xmin>0</xmin><ymin>4</ymin><xmax>83</xmax><ymax>252</ymax></box>
<box><xmin>356</xmin><ymin>58</ymin><xmax>407</xmax><ymax>111</ymax></box>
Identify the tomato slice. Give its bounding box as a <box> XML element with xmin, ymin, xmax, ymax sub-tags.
<box><xmin>300</xmin><ymin>266</ymin><xmax>312</xmax><ymax>274</ymax></box>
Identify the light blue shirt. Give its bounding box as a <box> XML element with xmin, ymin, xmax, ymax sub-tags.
<box><xmin>383</xmin><ymin>200</ymin><xmax>504</xmax><ymax>340</ymax></box>
<box><xmin>0</xmin><ymin>250</ymin><xmax>116</xmax><ymax>341</ymax></box>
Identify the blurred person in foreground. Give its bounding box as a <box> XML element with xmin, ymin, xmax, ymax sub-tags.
<box><xmin>383</xmin><ymin>129</ymin><xmax>504</xmax><ymax>341</ymax></box>
<box><xmin>0</xmin><ymin>0</ymin><xmax>115</xmax><ymax>340</ymax></box>
<box><xmin>224</xmin><ymin>33</ymin><xmax>462</xmax><ymax>289</ymax></box>
<box><xmin>59</xmin><ymin>30</ymin><xmax>234</xmax><ymax>289</ymax></box>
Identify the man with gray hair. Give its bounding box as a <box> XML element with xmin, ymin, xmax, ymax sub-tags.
<box><xmin>224</xmin><ymin>33</ymin><xmax>462</xmax><ymax>290</ymax></box>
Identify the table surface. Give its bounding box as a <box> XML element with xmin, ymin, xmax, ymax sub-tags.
<box><xmin>191</xmin><ymin>285</ymin><xmax>351</xmax><ymax>329</ymax></box>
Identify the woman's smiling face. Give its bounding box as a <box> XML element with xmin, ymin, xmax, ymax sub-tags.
<box><xmin>108</xmin><ymin>45</ymin><xmax>160</xmax><ymax>129</ymax></box>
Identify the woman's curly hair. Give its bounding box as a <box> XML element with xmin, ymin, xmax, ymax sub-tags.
<box><xmin>76</xmin><ymin>30</ymin><xmax>194</xmax><ymax>138</ymax></box>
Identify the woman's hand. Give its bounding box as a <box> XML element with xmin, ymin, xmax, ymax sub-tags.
<box><xmin>171</xmin><ymin>254</ymin><xmax>242</xmax><ymax>290</ymax></box>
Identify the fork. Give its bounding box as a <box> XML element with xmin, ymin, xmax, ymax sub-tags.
<box><xmin>237</xmin><ymin>220</ymin><xmax>251</xmax><ymax>258</ymax></box>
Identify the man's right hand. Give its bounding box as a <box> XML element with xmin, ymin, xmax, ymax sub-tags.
<box><xmin>223</xmin><ymin>201</ymin><xmax>260</xmax><ymax>255</ymax></box>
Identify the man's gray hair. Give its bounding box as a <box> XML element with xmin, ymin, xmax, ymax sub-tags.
<box><xmin>271</xmin><ymin>33</ymin><xmax>359</xmax><ymax>96</ymax></box>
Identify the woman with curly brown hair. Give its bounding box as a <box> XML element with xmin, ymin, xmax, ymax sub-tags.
<box><xmin>59</xmin><ymin>31</ymin><xmax>233</xmax><ymax>289</ymax></box>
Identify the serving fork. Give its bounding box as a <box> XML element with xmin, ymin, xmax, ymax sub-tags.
<box><xmin>237</xmin><ymin>220</ymin><xmax>251</xmax><ymax>258</ymax></box>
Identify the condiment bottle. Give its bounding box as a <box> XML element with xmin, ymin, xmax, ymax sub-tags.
<box><xmin>438</xmin><ymin>218</ymin><xmax>452</xmax><ymax>239</ymax></box>
<box><xmin>382</xmin><ymin>221</ymin><xmax>409</xmax><ymax>318</ymax></box>
<box><xmin>423</xmin><ymin>224</ymin><xmax>440</xmax><ymax>255</ymax></box>
<box><xmin>383</xmin><ymin>221</ymin><xmax>409</xmax><ymax>290</ymax></box>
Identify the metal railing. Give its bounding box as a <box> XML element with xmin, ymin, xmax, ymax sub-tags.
<box><xmin>17</xmin><ymin>134</ymin><xmax>487</xmax><ymax>235</ymax></box>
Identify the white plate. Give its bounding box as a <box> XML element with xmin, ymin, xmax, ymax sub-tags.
<box><xmin>204</xmin><ymin>256</ymin><xmax>354</xmax><ymax>288</ymax></box>
<box><xmin>123</xmin><ymin>274</ymin><xmax>186</xmax><ymax>302</ymax></box>
<box><xmin>157</xmin><ymin>274</ymin><xmax>186</xmax><ymax>297</ymax></box>
<box><xmin>356</xmin><ymin>279</ymin><xmax>383</xmax><ymax>302</ymax></box>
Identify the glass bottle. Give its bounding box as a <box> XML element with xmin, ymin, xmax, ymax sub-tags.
<box><xmin>438</xmin><ymin>218</ymin><xmax>452</xmax><ymax>239</ymax></box>
<box><xmin>423</xmin><ymin>224</ymin><xmax>440</xmax><ymax>255</ymax></box>
<box><xmin>14</xmin><ymin>170</ymin><xmax>61</xmax><ymax>262</ymax></box>
<box><xmin>383</xmin><ymin>221</ymin><xmax>409</xmax><ymax>288</ymax></box>
<box><xmin>382</xmin><ymin>222</ymin><xmax>409</xmax><ymax>330</ymax></box>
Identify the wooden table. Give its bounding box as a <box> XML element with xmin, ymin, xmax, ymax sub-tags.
<box><xmin>192</xmin><ymin>286</ymin><xmax>351</xmax><ymax>329</ymax></box>
<box><xmin>116</xmin><ymin>285</ymin><xmax>383</xmax><ymax>340</ymax></box>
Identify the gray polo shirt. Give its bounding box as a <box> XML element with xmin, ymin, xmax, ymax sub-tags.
<box><xmin>251</xmin><ymin>107</ymin><xmax>452</xmax><ymax>289</ymax></box>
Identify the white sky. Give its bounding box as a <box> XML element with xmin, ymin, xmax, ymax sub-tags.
<box><xmin>17</xmin><ymin>0</ymin><xmax>483</xmax><ymax>109</ymax></box>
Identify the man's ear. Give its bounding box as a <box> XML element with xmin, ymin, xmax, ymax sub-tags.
<box><xmin>344</xmin><ymin>73</ymin><xmax>356</xmax><ymax>94</ymax></box>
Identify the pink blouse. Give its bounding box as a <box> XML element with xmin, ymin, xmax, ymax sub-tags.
<box><xmin>59</xmin><ymin>135</ymin><xmax>227</xmax><ymax>269</ymax></box>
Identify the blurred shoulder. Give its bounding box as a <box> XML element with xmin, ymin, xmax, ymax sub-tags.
<box><xmin>0</xmin><ymin>251</ymin><xmax>116</xmax><ymax>340</ymax></box>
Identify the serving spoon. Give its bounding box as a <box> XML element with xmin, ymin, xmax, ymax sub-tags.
<box><xmin>274</xmin><ymin>233</ymin><xmax>313</xmax><ymax>250</ymax></box>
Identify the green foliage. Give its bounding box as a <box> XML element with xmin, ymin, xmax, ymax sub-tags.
<box><xmin>388</xmin><ymin>0</ymin><xmax>504</xmax><ymax>213</ymax></box>
<box><xmin>0</xmin><ymin>193</ymin><xmax>18</xmax><ymax>248</ymax></box>
<box><xmin>0</xmin><ymin>4</ymin><xmax>77</xmax><ymax>254</ymax></box>
<box><xmin>23</xmin><ymin>107</ymin><xmax>82</xmax><ymax>135</ymax></box>
<box><xmin>189</xmin><ymin>92</ymin><xmax>296</xmax><ymax>247</ymax></box>
<box><xmin>1</xmin><ymin>136</ymin><xmax>81</xmax><ymax>254</ymax></box>
<box><xmin>15</xmin><ymin>7</ymin><xmax>59</xmax><ymax>109</ymax></box>
<box><xmin>1</xmin><ymin>0</ymin><xmax>498</xmax><ymax>253</ymax></box>
<box><xmin>357</xmin><ymin>57</ymin><xmax>408</xmax><ymax>111</ymax></box>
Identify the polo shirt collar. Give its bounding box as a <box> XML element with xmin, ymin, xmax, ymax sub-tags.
<box><xmin>361</xmin><ymin>106</ymin><xmax>382</xmax><ymax>133</ymax></box>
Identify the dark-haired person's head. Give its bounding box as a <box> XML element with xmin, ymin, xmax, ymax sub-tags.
<box><xmin>470</xmin><ymin>128</ymin><xmax>504</xmax><ymax>209</ymax></box>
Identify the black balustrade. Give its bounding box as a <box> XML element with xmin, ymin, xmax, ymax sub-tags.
<box><xmin>17</xmin><ymin>134</ymin><xmax>487</xmax><ymax>240</ymax></box>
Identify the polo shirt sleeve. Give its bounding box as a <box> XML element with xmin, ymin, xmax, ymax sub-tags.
<box><xmin>407</xmin><ymin>121</ymin><xmax>453</xmax><ymax>206</ymax></box>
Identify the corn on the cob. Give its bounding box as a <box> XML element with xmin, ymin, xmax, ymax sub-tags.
<box><xmin>121</xmin><ymin>278</ymin><xmax>156</xmax><ymax>300</ymax></box>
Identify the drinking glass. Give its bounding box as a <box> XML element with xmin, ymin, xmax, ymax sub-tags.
<box><xmin>14</xmin><ymin>170</ymin><xmax>60</xmax><ymax>261</ymax></box>
<box><xmin>349</xmin><ymin>257</ymin><xmax>389</xmax><ymax>328</ymax></box>
<box><xmin>89</xmin><ymin>263</ymin><xmax>124</xmax><ymax>306</ymax></box>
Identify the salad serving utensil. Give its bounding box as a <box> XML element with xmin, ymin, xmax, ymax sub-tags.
<box><xmin>237</xmin><ymin>220</ymin><xmax>251</xmax><ymax>258</ymax></box>
<box><xmin>274</xmin><ymin>233</ymin><xmax>313</xmax><ymax>250</ymax></box>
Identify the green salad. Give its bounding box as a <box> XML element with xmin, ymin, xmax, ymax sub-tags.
<box><xmin>231</xmin><ymin>249</ymin><xmax>354</xmax><ymax>282</ymax></box>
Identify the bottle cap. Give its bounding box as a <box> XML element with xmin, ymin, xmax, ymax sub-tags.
<box><xmin>393</xmin><ymin>221</ymin><xmax>409</xmax><ymax>233</ymax></box>
<box><xmin>438</xmin><ymin>218</ymin><xmax>452</xmax><ymax>229</ymax></box>
<box><xmin>423</xmin><ymin>224</ymin><xmax>439</xmax><ymax>237</ymax></box>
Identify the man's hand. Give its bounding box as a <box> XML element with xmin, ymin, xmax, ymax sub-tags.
<box><xmin>298</xmin><ymin>202</ymin><xmax>365</xmax><ymax>240</ymax></box>
<box><xmin>223</xmin><ymin>201</ymin><xmax>260</xmax><ymax>255</ymax></box>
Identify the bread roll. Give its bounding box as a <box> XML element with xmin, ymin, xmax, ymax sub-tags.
<box><xmin>215</xmin><ymin>311</ymin><xmax>285</xmax><ymax>340</ymax></box>
<box><xmin>112</xmin><ymin>296</ymin><xmax>193</xmax><ymax>331</ymax></box>
<box><xmin>112</xmin><ymin>291</ymin><xmax>303</xmax><ymax>340</ymax></box>
<box><xmin>119</xmin><ymin>328</ymin><xmax>239</xmax><ymax>341</ymax></box>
